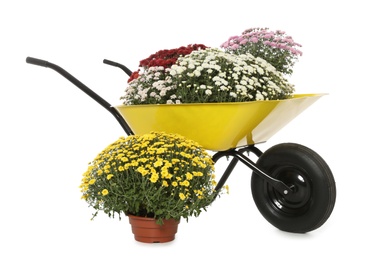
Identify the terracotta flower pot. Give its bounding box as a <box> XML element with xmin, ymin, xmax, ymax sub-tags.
<box><xmin>128</xmin><ymin>215</ymin><xmax>180</xmax><ymax>243</ymax></box>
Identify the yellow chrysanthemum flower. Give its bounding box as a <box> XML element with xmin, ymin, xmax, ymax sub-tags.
<box><xmin>137</xmin><ymin>158</ymin><xmax>148</xmax><ymax>163</ymax></box>
<box><xmin>180</xmin><ymin>180</ymin><xmax>190</xmax><ymax>187</ymax></box>
<box><xmin>179</xmin><ymin>193</ymin><xmax>186</xmax><ymax>200</ymax></box>
<box><xmin>225</xmin><ymin>185</ymin><xmax>230</xmax><ymax>194</ymax></box>
<box><xmin>154</xmin><ymin>159</ymin><xmax>163</xmax><ymax>167</ymax></box>
<box><xmin>185</xmin><ymin>172</ymin><xmax>193</xmax><ymax>180</ymax></box>
<box><xmin>180</xmin><ymin>152</ymin><xmax>192</xmax><ymax>159</ymax></box>
<box><xmin>156</xmin><ymin>147</ymin><xmax>166</xmax><ymax>154</ymax></box>
<box><xmin>161</xmin><ymin>169</ymin><xmax>172</xmax><ymax>179</ymax></box>
<box><xmin>137</xmin><ymin>166</ymin><xmax>149</xmax><ymax>176</ymax></box>
<box><xmin>131</xmin><ymin>160</ymin><xmax>138</xmax><ymax>166</ymax></box>
<box><xmin>171</xmin><ymin>158</ymin><xmax>180</xmax><ymax>164</ymax></box>
<box><xmin>102</xmin><ymin>189</ymin><xmax>109</xmax><ymax>196</ymax></box>
<box><xmin>193</xmin><ymin>171</ymin><xmax>203</xmax><ymax>177</ymax></box>
<box><xmin>150</xmin><ymin>173</ymin><xmax>159</xmax><ymax>183</ymax></box>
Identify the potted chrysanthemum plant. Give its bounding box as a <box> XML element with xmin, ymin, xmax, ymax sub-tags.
<box><xmin>80</xmin><ymin>131</ymin><xmax>227</xmax><ymax>243</ymax></box>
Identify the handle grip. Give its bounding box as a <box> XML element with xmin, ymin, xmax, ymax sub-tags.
<box><xmin>103</xmin><ymin>59</ymin><xmax>132</xmax><ymax>76</ymax></box>
<box><xmin>103</xmin><ymin>59</ymin><xmax>120</xmax><ymax>67</ymax></box>
<box><xmin>26</xmin><ymin>57</ymin><xmax>50</xmax><ymax>67</ymax></box>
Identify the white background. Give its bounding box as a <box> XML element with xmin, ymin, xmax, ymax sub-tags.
<box><xmin>1</xmin><ymin>0</ymin><xmax>369</xmax><ymax>259</ymax></box>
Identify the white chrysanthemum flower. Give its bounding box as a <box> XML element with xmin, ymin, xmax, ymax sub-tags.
<box><xmin>256</xmin><ymin>66</ymin><xmax>264</xmax><ymax>75</ymax></box>
<box><xmin>256</xmin><ymin>92</ymin><xmax>264</xmax><ymax>100</ymax></box>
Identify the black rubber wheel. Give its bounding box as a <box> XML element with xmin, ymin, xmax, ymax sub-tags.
<box><xmin>251</xmin><ymin>143</ymin><xmax>336</xmax><ymax>233</ymax></box>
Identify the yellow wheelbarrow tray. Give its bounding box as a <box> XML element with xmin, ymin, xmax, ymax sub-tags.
<box><xmin>26</xmin><ymin>57</ymin><xmax>336</xmax><ymax>234</ymax></box>
<box><xmin>115</xmin><ymin>93</ymin><xmax>325</xmax><ymax>151</ymax></box>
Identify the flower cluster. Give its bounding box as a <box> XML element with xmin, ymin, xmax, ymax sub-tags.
<box><xmin>138</xmin><ymin>44</ymin><xmax>208</xmax><ymax>70</ymax></box>
<box><xmin>80</xmin><ymin>132</ymin><xmax>226</xmax><ymax>224</ymax></box>
<box><xmin>121</xmin><ymin>47</ymin><xmax>294</xmax><ymax>105</ymax></box>
<box><xmin>127</xmin><ymin>44</ymin><xmax>208</xmax><ymax>83</ymax></box>
<box><xmin>220</xmin><ymin>27</ymin><xmax>302</xmax><ymax>75</ymax></box>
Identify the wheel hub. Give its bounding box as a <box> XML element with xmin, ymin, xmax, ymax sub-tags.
<box><xmin>268</xmin><ymin>166</ymin><xmax>312</xmax><ymax>214</ymax></box>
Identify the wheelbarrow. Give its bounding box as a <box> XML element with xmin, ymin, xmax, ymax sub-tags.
<box><xmin>25</xmin><ymin>56</ymin><xmax>336</xmax><ymax>233</ymax></box>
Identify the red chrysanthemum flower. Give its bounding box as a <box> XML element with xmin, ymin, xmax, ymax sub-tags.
<box><xmin>127</xmin><ymin>70</ymin><xmax>140</xmax><ymax>83</ymax></box>
<box><xmin>139</xmin><ymin>44</ymin><xmax>208</xmax><ymax>69</ymax></box>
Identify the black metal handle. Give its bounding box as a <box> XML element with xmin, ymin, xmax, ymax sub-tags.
<box><xmin>103</xmin><ymin>59</ymin><xmax>132</xmax><ymax>76</ymax></box>
<box><xmin>25</xmin><ymin>56</ymin><xmax>134</xmax><ymax>136</ymax></box>
<box><xmin>26</xmin><ymin>57</ymin><xmax>50</xmax><ymax>67</ymax></box>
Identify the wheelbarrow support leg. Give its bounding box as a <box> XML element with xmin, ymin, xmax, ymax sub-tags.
<box><xmin>232</xmin><ymin>150</ymin><xmax>293</xmax><ymax>196</ymax></box>
<box><xmin>214</xmin><ymin>156</ymin><xmax>239</xmax><ymax>191</ymax></box>
<box><xmin>213</xmin><ymin>147</ymin><xmax>293</xmax><ymax>197</ymax></box>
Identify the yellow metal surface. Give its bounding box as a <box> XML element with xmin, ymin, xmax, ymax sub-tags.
<box><xmin>114</xmin><ymin>94</ymin><xmax>325</xmax><ymax>151</ymax></box>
